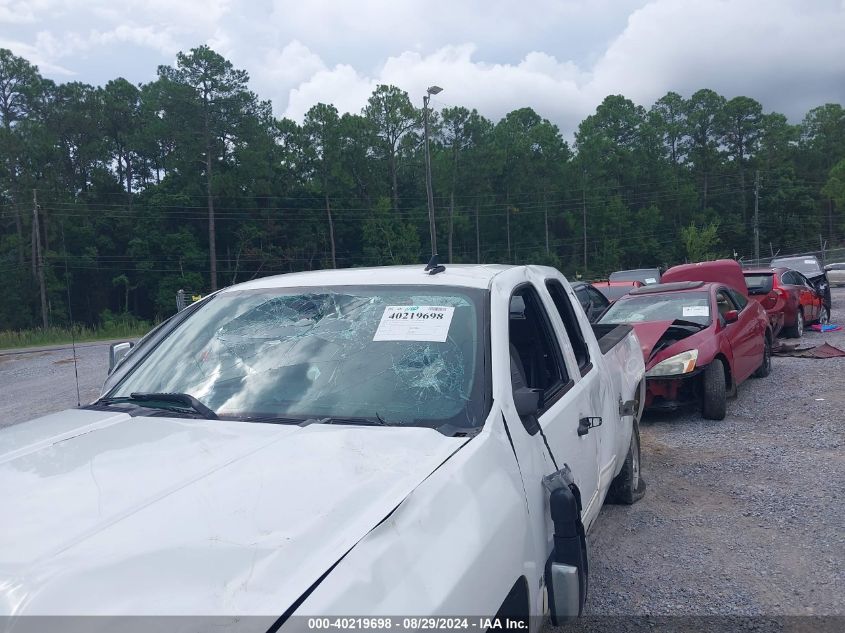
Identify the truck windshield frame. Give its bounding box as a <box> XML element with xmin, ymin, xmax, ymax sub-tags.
<box><xmin>106</xmin><ymin>285</ymin><xmax>491</xmax><ymax>431</ymax></box>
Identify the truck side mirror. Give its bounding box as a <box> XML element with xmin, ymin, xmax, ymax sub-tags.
<box><xmin>723</xmin><ymin>310</ymin><xmax>738</xmax><ymax>324</ymax></box>
<box><xmin>513</xmin><ymin>386</ymin><xmax>541</xmax><ymax>417</ymax></box>
<box><xmin>109</xmin><ymin>341</ymin><xmax>134</xmax><ymax>374</ymax></box>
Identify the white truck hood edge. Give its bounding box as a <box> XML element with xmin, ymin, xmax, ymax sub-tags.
<box><xmin>0</xmin><ymin>410</ymin><xmax>467</xmax><ymax>616</ymax></box>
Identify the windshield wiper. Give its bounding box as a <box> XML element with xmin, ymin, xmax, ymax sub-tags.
<box><xmin>233</xmin><ymin>415</ymin><xmax>305</xmax><ymax>425</ymax></box>
<box><xmin>303</xmin><ymin>413</ymin><xmax>401</xmax><ymax>428</ymax></box>
<box><xmin>98</xmin><ymin>392</ymin><xmax>218</xmax><ymax>419</ymax></box>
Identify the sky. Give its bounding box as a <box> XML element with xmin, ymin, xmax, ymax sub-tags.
<box><xmin>1</xmin><ymin>0</ymin><xmax>844</xmax><ymax>137</ymax></box>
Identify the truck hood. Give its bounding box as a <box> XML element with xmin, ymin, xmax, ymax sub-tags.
<box><xmin>0</xmin><ymin>409</ymin><xmax>466</xmax><ymax>616</ymax></box>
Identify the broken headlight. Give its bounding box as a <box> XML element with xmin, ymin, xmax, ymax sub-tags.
<box><xmin>646</xmin><ymin>349</ymin><xmax>698</xmax><ymax>377</ymax></box>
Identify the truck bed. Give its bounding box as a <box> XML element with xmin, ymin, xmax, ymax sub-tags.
<box><xmin>591</xmin><ymin>323</ymin><xmax>635</xmax><ymax>355</ymax></box>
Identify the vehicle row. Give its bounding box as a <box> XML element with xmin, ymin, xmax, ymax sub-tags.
<box><xmin>578</xmin><ymin>256</ymin><xmax>834</xmax><ymax>421</ymax></box>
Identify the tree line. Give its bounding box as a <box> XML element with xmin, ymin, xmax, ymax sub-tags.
<box><xmin>1</xmin><ymin>45</ymin><xmax>844</xmax><ymax>331</ymax></box>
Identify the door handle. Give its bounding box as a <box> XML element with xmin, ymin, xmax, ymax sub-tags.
<box><xmin>578</xmin><ymin>417</ymin><xmax>602</xmax><ymax>436</ymax></box>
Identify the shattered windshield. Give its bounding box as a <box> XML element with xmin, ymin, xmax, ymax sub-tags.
<box><xmin>599</xmin><ymin>291</ymin><xmax>712</xmax><ymax>326</ymax></box>
<box><xmin>110</xmin><ymin>286</ymin><xmax>488</xmax><ymax>430</ymax></box>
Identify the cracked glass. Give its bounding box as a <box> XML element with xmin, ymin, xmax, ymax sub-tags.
<box><xmin>109</xmin><ymin>285</ymin><xmax>488</xmax><ymax>430</ymax></box>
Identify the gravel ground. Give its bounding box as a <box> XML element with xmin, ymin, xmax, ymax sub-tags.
<box><xmin>577</xmin><ymin>287</ymin><xmax>845</xmax><ymax>620</ymax></box>
<box><xmin>0</xmin><ymin>341</ymin><xmax>111</xmax><ymax>428</ymax></box>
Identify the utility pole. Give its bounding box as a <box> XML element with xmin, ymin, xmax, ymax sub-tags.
<box><xmin>475</xmin><ymin>202</ymin><xmax>480</xmax><ymax>264</ymax></box>
<box><xmin>543</xmin><ymin>189</ymin><xmax>550</xmax><ymax>256</ymax></box>
<box><xmin>32</xmin><ymin>189</ymin><xmax>48</xmax><ymax>329</ymax></box>
<box><xmin>423</xmin><ymin>85</ymin><xmax>442</xmax><ymax>261</ymax></box>
<box><xmin>753</xmin><ymin>170</ymin><xmax>760</xmax><ymax>264</ymax></box>
<box><xmin>582</xmin><ymin>169</ymin><xmax>588</xmax><ymax>272</ymax></box>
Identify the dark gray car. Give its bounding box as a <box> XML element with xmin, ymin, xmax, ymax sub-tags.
<box><xmin>609</xmin><ymin>268</ymin><xmax>662</xmax><ymax>285</ymax></box>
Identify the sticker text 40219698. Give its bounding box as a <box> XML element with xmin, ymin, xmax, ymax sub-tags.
<box><xmin>373</xmin><ymin>306</ymin><xmax>455</xmax><ymax>342</ymax></box>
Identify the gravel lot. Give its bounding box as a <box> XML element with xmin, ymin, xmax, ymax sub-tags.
<box><xmin>2</xmin><ymin>292</ymin><xmax>843</xmax><ymax>622</ymax></box>
<box><xmin>0</xmin><ymin>341</ymin><xmax>111</xmax><ymax>428</ymax></box>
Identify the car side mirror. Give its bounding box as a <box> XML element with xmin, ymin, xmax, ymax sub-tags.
<box><xmin>109</xmin><ymin>341</ymin><xmax>134</xmax><ymax>374</ymax></box>
<box><xmin>513</xmin><ymin>386</ymin><xmax>542</xmax><ymax>417</ymax></box>
<box><xmin>723</xmin><ymin>310</ymin><xmax>739</xmax><ymax>324</ymax></box>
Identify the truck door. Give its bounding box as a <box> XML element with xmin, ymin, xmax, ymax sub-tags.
<box><xmin>517</xmin><ymin>280</ymin><xmax>603</xmax><ymax>527</ymax></box>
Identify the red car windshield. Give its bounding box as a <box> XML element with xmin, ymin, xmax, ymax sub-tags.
<box><xmin>599</xmin><ymin>291</ymin><xmax>712</xmax><ymax>326</ymax></box>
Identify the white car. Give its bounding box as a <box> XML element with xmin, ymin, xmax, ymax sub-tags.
<box><xmin>0</xmin><ymin>264</ymin><xmax>645</xmax><ymax>629</ymax></box>
<box><xmin>825</xmin><ymin>262</ymin><xmax>845</xmax><ymax>287</ymax></box>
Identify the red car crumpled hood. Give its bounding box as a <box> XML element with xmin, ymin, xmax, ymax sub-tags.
<box><xmin>631</xmin><ymin>320</ymin><xmax>715</xmax><ymax>370</ymax></box>
<box><xmin>631</xmin><ymin>320</ymin><xmax>675</xmax><ymax>362</ymax></box>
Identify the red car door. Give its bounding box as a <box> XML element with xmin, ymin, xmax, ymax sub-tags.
<box><xmin>796</xmin><ymin>273</ymin><xmax>821</xmax><ymax>321</ymax></box>
<box><xmin>718</xmin><ymin>287</ymin><xmax>760</xmax><ymax>382</ymax></box>
<box><xmin>782</xmin><ymin>271</ymin><xmax>815</xmax><ymax>323</ymax></box>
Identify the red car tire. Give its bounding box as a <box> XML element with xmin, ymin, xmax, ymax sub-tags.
<box><xmin>701</xmin><ymin>359</ymin><xmax>727</xmax><ymax>420</ymax></box>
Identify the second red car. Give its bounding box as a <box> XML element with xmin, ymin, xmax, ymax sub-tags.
<box><xmin>743</xmin><ymin>267</ymin><xmax>828</xmax><ymax>338</ymax></box>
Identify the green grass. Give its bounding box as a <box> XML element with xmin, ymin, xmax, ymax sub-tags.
<box><xmin>0</xmin><ymin>321</ymin><xmax>153</xmax><ymax>350</ymax></box>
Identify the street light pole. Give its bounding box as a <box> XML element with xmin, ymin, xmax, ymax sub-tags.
<box><xmin>423</xmin><ymin>85</ymin><xmax>442</xmax><ymax>261</ymax></box>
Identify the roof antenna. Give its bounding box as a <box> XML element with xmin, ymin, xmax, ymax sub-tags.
<box><xmin>62</xmin><ymin>224</ymin><xmax>81</xmax><ymax>407</ymax></box>
<box><xmin>425</xmin><ymin>254</ymin><xmax>446</xmax><ymax>275</ymax></box>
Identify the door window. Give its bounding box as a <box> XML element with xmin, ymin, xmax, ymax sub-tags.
<box><xmin>545</xmin><ymin>280</ymin><xmax>592</xmax><ymax>374</ymax></box>
<box><xmin>509</xmin><ymin>286</ymin><xmax>571</xmax><ymax>414</ymax></box>
<box><xmin>586</xmin><ymin>287</ymin><xmax>610</xmax><ymax>316</ymax></box>
<box><xmin>726</xmin><ymin>288</ymin><xmax>748</xmax><ymax>310</ymax></box>
<box><xmin>715</xmin><ymin>289</ymin><xmax>736</xmax><ymax>319</ymax></box>
<box><xmin>574</xmin><ymin>287</ymin><xmax>590</xmax><ymax>314</ymax></box>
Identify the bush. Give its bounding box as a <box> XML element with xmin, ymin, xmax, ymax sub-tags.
<box><xmin>0</xmin><ymin>317</ymin><xmax>153</xmax><ymax>350</ymax></box>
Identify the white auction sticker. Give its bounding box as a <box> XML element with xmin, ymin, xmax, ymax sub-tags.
<box><xmin>804</xmin><ymin>259</ymin><xmax>815</xmax><ymax>264</ymax></box>
<box><xmin>373</xmin><ymin>306</ymin><xmax>455</xmax><ymax>342</ymax></box>
<box><xmin>645</xmin><ymin>277</ymin><xmax>657</xmax><ymax>284</ymax></box>
<box><xmin>682</xmin><ymin>305</ymin><xmax>710</xmax><ymax>317</ymax></box>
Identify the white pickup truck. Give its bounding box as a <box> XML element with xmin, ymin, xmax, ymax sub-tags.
<box><xmin>0</xmin><ymin>264</ymin><xmax>645</xmax><ymax>629</ymax></box>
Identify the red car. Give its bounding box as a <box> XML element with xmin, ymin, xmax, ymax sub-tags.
<box><xmin>743</xmin><ymin>267</ymin><xmax>828</xmax><ymax>338</ymax></box>
<box><xmin>597</xmin><ymin>277</ymin><xmax>771</xmax><ymax>420</ymax></box>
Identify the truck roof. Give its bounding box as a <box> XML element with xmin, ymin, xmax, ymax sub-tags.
<box><xmin>223</xmin><ymin>264</ymin><xmax>520</xmax><ymax>293</ymax></box>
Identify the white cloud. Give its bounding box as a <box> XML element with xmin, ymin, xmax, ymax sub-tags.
<box><xmin>272</xmin><ymin>0</ymin><xmax>845</xmax><ymax>134</ymax></box>
<box><xmin>285</xmin><ymin>63</ymin><xmax>377</xmax><ymax>121</ymax></box>
<box><xmin>255</xmin><ymin>40</ymin><xmax>327</xmax><ymax>94</ymax></box>
<box><xmin>2</xmin><ymin>0</ymin><xmax>843</xmax><ymax>136</ymax></box>
<box><xmin>279</xmin><ymin>43</ymin><xmax>591</xmax><ymax>133</ymax></box>
<box><xmin>586</xmin><ymin>0</ymin><xmax>845</xmax><ymax>114</ymax></box>
<box><xmin>0</xmin><ymin>36</ymin><xmax>75</xmax><ymax>74</ymax></box>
